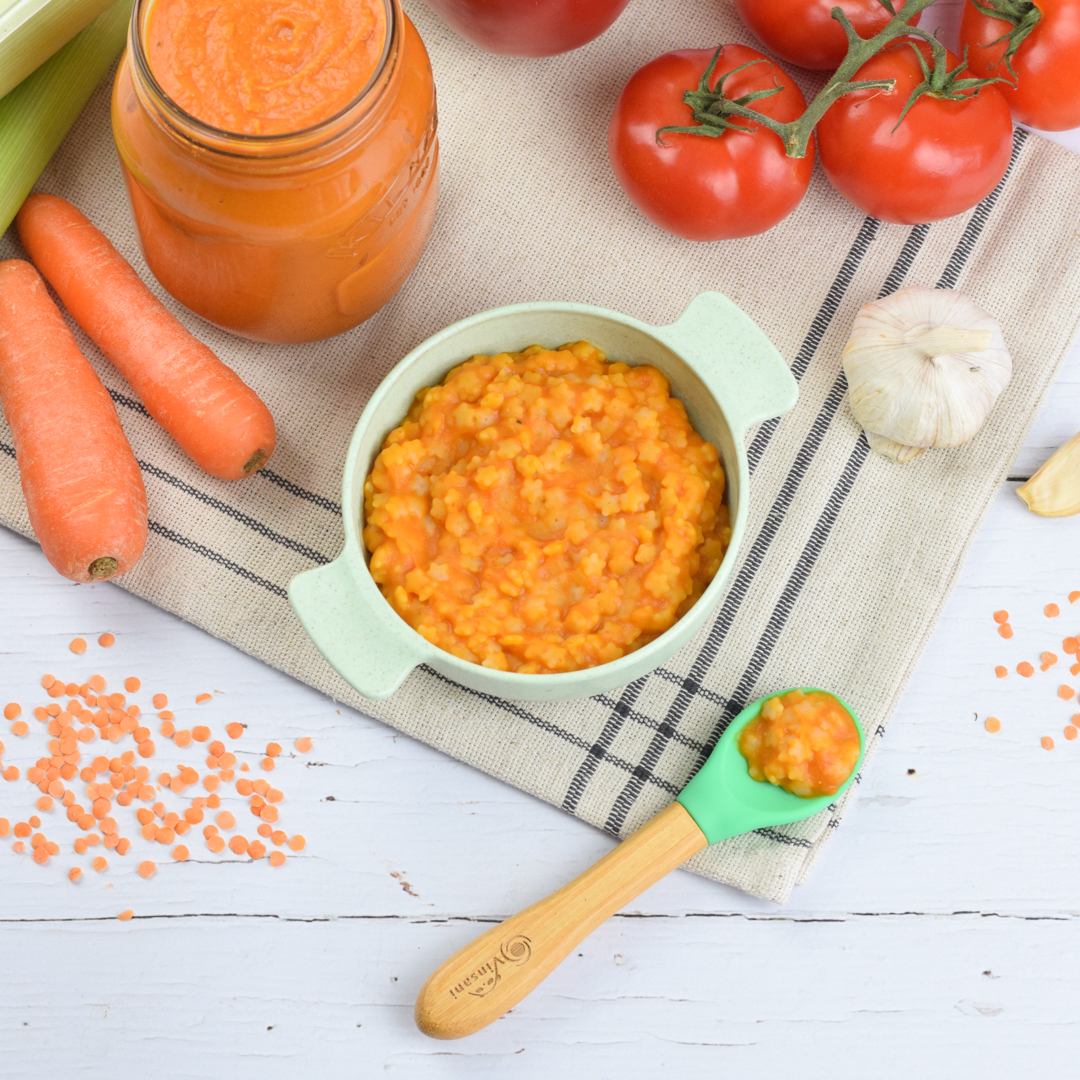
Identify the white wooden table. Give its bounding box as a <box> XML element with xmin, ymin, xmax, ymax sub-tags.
<box><xmin>3</xmin><ymin>6</ymin><xmax>1080</xmax><ymax>1075</ymax></box>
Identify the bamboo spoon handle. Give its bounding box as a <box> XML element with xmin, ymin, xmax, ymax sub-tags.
<box><xmin>414</xmin><ymin>801</ymin><xmax>709</xmax><ymax>1040</ymax></box>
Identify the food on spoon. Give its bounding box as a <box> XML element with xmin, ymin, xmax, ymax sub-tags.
<box><xmin>843</xmin><ymin>287</ymin><xmax>1012</xmax><ymax>463</ymax></box>
<box><xmin>1017</xmin><ymin>432</ymin><xmax>1080</xmax><ymax>517</ymax></box>
<box><xmin>16</xmin><ymin>194</ymin><xmax>275</xmax><ymax>480</ymax></box>
<box><xmin>0</xmin><ymin>259</ymin><xmax>147</xmax><ymax>583</ymax></box>
<box><xmin>363</xmin><ymin>341</ymin><xmax>729</xmax><ymax>673</ymax></box>
<box><xmin>738</xmin><ymin>689</ymin><xmax>861</xmax><ymax>798</ymax></box>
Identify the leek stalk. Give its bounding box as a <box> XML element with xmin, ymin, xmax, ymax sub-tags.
<box><xmin>0</xmin><ymin>0</ymin><xmax>117</xmax><ymax>100</ymax></box>
<box><xmin>0</xmin><ymin>0</ymin><xmax>132</xmax><ymax>237</ymax></box>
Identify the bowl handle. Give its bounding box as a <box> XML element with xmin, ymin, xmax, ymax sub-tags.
<box><xmin>288</xmin><ymin>555</ymin><xmax>428</xmax><ymax>700</ymax></box>
<box><xmin>655</xmin><ymin>291</ymin><xmax>798</xmax><ymax>438</ymax></box>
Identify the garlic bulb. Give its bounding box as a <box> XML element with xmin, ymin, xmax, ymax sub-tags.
<box><xmin>1017</xmin><ymin>432</ymin><xmax>1080</xmax><ymax>517</ymax></box>
<box><xmin>843</xmin><ymin>287</ymin><xmax>1011</xmax><ymax>463</ymax></box>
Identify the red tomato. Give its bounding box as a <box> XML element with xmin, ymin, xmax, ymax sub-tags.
<box><xmin>816</xmin><ymin>41</ymin><xmax>1014</xmax><ymax>225</ymax></box>
<box><xmin>960</xmin><ymin>0</ymin><xmax>1080</xmax><ymax>131</ymax></box>
<box><xmin>608</xmin><ymin>45</ymin><xmax>814</xmax><ymax>241</ymax></box>
<box><xmin>732</xmin><ymin>0</ymin><xmax>921</xmax><ymax>70</ymax></box>
<box><xmin>422</xmin><ymin>0</ymin><xmax>630</xmax><ymax>57</ymax></box>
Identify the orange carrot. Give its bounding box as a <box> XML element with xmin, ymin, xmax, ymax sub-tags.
<box><xmin>0</xmin><ymin>261</ymin><xmax>147</xmax><ymax>582</ymax></box>
<box><xmin>16</xmin><ymin>195</ymin><xmax>275</xmax><ymax>480</ymax></box>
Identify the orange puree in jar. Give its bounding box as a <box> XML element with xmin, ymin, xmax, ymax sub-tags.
<box><xmin>738</xmin><ymin>690</ymin><xmax>860</xmax><ymax>798</ymax></box>
<box><xmin>112</xmin><ymin>0</ymin><xmax>438</xmax><ymax>343</ymax></box>
<box><xmin>145</xmin><ymin>0</ymin><xmax>387</xmax><ymax>135</ymax></box>
<box><xmin>363</xmin><ymin>342</ymin><xmax>730</xmax><ymax>674</ymax></box>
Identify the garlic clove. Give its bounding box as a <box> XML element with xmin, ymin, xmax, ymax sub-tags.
<box><xmin>1017</xmin><ymin>433</ymin><xmax>1080</xmax><ymax>517</ymax></box>
<box><xmin>865</xmin><ymin>431</ymin><xmax>926</xmax><ymax>463</ymax></box>
<box><xmin>843</xmin><ymin>287</ymin><xmax>1011</xmax><ymax>461</ymax></box>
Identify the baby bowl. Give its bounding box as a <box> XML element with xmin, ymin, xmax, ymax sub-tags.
<box><xmin>288</xmin><ymin>292</ymin><xmax>797</xmax><ymax>702</ymax></box>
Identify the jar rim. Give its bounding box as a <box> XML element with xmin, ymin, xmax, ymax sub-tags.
<box><xmin>129</xmin><ymin>0</ymin><xmax>398</xmax><ymax>154</ymax></box>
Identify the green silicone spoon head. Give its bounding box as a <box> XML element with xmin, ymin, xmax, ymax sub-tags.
<box><xmin>676</xmin><ymin>688</ymin><xmax>865</xmax><ymax>846</ymax></box>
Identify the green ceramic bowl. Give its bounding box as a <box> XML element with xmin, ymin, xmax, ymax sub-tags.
<box><xmin>288</xmin><ymin>292</ymin><xmax>797</xmax><ymax>702</ymax></box>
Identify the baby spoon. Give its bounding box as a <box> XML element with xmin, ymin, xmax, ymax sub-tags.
<box><xmin>414</xmin><ymin>688</ymin><xmax>864</xmax><ymax>1040</ymax></box>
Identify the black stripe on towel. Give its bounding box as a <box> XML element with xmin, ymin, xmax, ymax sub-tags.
<box><xmin>562</xmin><ymin>678</ymin><xmax>648</xmax><ymax>814</ymax></box>
<box><xmin>936</xmin><ymin>129</ymin><xmax>1027</xmax><ymax>290</ymax></box>
<box><xmin>147</xmin><ymin>520</ymin><xmax>288</xmax><ymax>599</ymax></box>
<box><xmin>747</xmin><ymin>215</ymin><xmax>880</xmax><ymax>474</ymax></box>
<box><xmin>106</xmin><ymin>387</ymin><xmax>342</xmax><ymax>517</ymax></box>
<box><xmin>422</xmin><ymin>668</ymin><xmax>682</xmax><ymax>798</ymax></box>
<box><xmin>139</xmin><ymin>460</ymin><xmax>331</xmax><ymax>565</ymax></box>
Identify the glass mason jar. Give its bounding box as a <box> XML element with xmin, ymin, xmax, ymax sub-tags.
<box><xmin>112</xmin><ymin>0</ymin><xmax>439</xmax><ymax>344</ymax></box>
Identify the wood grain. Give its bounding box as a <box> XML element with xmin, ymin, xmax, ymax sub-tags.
<box><xmin>415</xmin><ymin>801</ymin><xmax>707</xmax><ymax>1039</ymax></box>
<box><xmin>0</xmin><ymin>3</ymin><xmax>1077</xmax><ymax>1064</ymax></box>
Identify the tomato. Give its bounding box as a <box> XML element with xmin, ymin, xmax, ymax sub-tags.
<box><xmin>422</xmin><ymin>0</ymin><xmax>630</xmax><ymax>57</ymax></box>
<box><xmin>732</xmin><ymin>0</ymin><xmax>921</xmax><ymax>70</ymax></box>
<box><xmin>608</xmin><ymin>45</ymin><xmax>814</xmax><ymax>241</ymax></box>
<box><xmin>960</xmin><ymin>0</ymin><xmax>1080</xmax><ymax>131</ymax></box>
<box><xmin>816</xmin><ymin>41</ymin><xmax>1014</xmax><ymax>225</ymax></box>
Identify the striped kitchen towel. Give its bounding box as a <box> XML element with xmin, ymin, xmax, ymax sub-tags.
<box><xmin>2</xmin><ymin>0</ymin><xmax>1079</xmax><ymax>902</ymax></box>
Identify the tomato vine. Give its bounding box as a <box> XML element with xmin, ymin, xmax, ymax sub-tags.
<box><xmin>657</xmin><ymin>0</ymin><xmax>1003</xmax><ymax>159</ymax></box>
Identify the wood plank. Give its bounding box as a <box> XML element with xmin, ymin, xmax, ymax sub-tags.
<box><xmin>0</xmin><ymin>914</ymin><xmax>1074</xmax><ymax>1073</ymax></box>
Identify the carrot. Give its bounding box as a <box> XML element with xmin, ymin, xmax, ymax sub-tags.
<box><xmin>16</xmin><ymin>195</ymin><xmax>275</xmax><ymax>480</ymax></box>
<box><xmin>0</xmin><ymin>260</ymin><xmax>147</xmax><ymax>582</ymax></box>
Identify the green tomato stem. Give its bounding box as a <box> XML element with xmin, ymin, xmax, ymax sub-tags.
<box><xmin>657</xmin><ymin>0</ymin><xmax>978</xmax><ymax>159</ymax></box>
<box><xmin>969</xmin><ymin>0</ymin><xmax>1042</xmax><ymax>80</ymax></box>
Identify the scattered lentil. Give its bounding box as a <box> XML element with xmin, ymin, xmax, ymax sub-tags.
<box><xmin>985</xmin><ymin>717</ymin><xmax>1001</xmax><ymax>733</ymax></box>
<box><xmin>69</xmin><ymin>638</ymin><xmax>87</xmax><ymax>655</ymax></box>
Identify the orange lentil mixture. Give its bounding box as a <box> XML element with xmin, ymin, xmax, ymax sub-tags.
<box><xmin>363</xmin><ymin>342</ymin><xmax>730</xmax><ymax>674</ymax></box>
<box><xmin>0</xmin><ymin>633</ymin><xmax>308</xmax><ymax>893</ymax></box>
<box><xmin>737</xmin><ymin>689</ymin><xmax>860</xmax><ymax>799</ymax></box>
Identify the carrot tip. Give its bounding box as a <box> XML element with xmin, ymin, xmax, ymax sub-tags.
<box><xmin>88</xmin><ymin>558</ymin><xmax>119</xmax><ymax>581</ymax></box>
<box><xmin>242</xmin><ymin>448</ymin><xmax>269</xmax><ymax>475</ymax></box>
